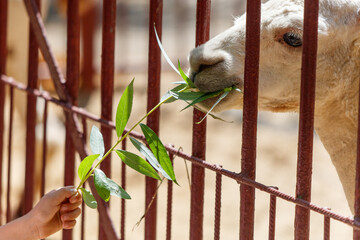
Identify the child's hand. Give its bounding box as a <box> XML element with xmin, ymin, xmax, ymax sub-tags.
<box><xmin>28</xmin><ymin>186</ymin><xmax>82</xmax><ymax>239</ymax></box>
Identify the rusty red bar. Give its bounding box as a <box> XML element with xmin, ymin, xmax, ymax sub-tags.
<box><xmin>166</xmin><ymin>179</ymin><xmax>173</xmax><ymax>240</ymax></box>
<box><xmin>354</xmin><ymin>15</ymin><xmax>360</xmax><ymax>235</ymax></box>
<box><xmin>268</xmin><ymin>192</ymin><xmax>278</xmax><ymax>240</ymax></box>
<box><xmin>81</xmin><ymin>117</ymin><xmax>87</xmax><ymax>240</ymax></box>
<box><xmin>24</xmin><ymin>0</ymin><xmax>40</xmax><ymax>215</ymax></box>
<box><xmin>6</xmin><ymin>86</ymin><xmax>14</xmax><ymax>222</ymax></box>
<box><xmin>81</xmin><ymin>194</ymin><xmax>85</xmax><ymax>240</ymax></box>
<box><xmin>324</xmin><ymin>212</ymin><xmax>330</xmax><ymax>240</ymax></box>
<box><xmin>64</xmin><ymin>0</ymin><xmax>80</xmax><ymax>239</ymax></box>
<box><xmin>81</xmin><ymin>5</ymin><xmax>96</xmax><ymax>91</ymax></box>
<box><xmin>214</xmin><ymin>172</ymin><xmax>222</xmax><ymax>240</ymax></box>
<box><xmin>99</xmin><ymin>0</ymin><xmax>116</xmax><ymax>239</ymax></box>
<box><xmin>40</xmin><ymin>100</ymin><xmax>48</xmax><ymax>197</ymax></box>
<box><xmin>145</xmin><ymin>0</ymin><xmax>163</xmax><ymax>239</ymax></box>
<box><xmin>0</xmin><ymin>0</ymin><xmax>8</xmax><ymax>225</ymax></box>
<box><xmin>294</xmin><ymin>0</ymin><xmax>319</xmax><ymax>239</ymax></box>
<box><xmin>166</xmin><ymin>151</ymin><xmax>174</xmax><ymax>240</ymax></box>
<box><xmin>240</xmin><ymin>0</ymin><xmax>261</xmax><ymax>239</ymax></box>
<box><xmin>121</xmin><ymin>138</ymin><xmax>127</xmax><ymax>240</ymax></box>
<box><xmin>190</xmin><ymin>1</ymin><xmax>211</xmax><ymax>239</ymax></box>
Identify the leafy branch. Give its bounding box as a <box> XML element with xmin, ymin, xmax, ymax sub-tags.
<box><xmin>76</xmin><ymin>28</ymin><xmax>242</xmax><ymax>209</ymax></box>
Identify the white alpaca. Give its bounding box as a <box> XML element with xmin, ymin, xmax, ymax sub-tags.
<box><xmin>189</xmin><ymin>0</ymin><xmax>360</xmax><ymax>213</ymax></box>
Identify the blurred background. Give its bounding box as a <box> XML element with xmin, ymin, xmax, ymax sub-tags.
<box><xmin>3</xmin><ymin>0</ymin><xmax>353</xmax><ymax>239</ymax></box>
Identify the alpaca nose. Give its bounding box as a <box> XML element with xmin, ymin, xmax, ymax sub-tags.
<box><xmin>189</xmin><ymin>45</ymin><xmax>225</xmax><ymax>76</ymax></box>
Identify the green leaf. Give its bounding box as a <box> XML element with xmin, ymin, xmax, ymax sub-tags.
<box><xmin>208</xmin><ymin>112</ymin><xmax>233</xmax><ymax>123</ymax></box>
<box><xmin>130</xmin><ymin>137</ymin><xmax>171</xmax><ymax>180</ymax></box>
<box><xmin>172</xmin><ymin>81</ymin><xmax>187</xmax><ymax>85</ymax></box>
<box><xmin>139</xmin><ymin>124</ymin><xmax>177</xmax><ymax>184</ymax></box>
<box><xmin>160</xmin><ymin>84</ymin><xmax>188</xmax><ymax>104</ymax></box>
<box><xmin>234</xmin><ymin>87</ymin><xmax>243</xmax><ymax>93</ymax></box>
<box><xmin>78</xmin><ymin>154</ymin><xmax>99</xmax><ymax>181</ymax></box>
<box><xmin>107</xmin><ymin>178</ymin><xmax>131</xmax><ymax>199</ymax></box>
<box><xmin>94</xmin><ymin>169</ymin><xmax>131</xmax><ymax>202</ymax></box>
<box><xmin>170</xmin><ymin>90</ymin><xmax>204</xmax><ymax>101</ymax></box>
<box><xmin>181</xmin><ymin>90</ymin><xmax>223</xmax><ymax>112</ymax></box>
<box><xmin>178</xmin><ymin>60</ymin><xmax>196</xmax><ymax>88</ymax></box>
<box><xmin>80</xmin><ymin>188</ymin><xmax>98</xmax><ymax>209</ymax></box>
<box><xmin>116</xmin><ymin>79</ymin><xmax>134</xmax><ymax>138</ymax></box>
<box><xmin>196</xmin><ymin>91</ymin><xmax>231</xmax><ymax>124</ymax></box>
<box><xmin>90</xmin><ymin>126</ymin><xmax>105</xmax><ymax>158</ymax></box>
<box><xmin>154</xmin><ymin>26</ymin><xmax>180</xmax><ymax>76</ymax></box>
<box><xmin>94</xmin><ymin>169</ymin><xmax>111</xmax><ymax>202</ymax></box>
<box><xmin>115</xmin><ymin>150</ymin><xmax>161</xmax><ymax>180</ymax></box>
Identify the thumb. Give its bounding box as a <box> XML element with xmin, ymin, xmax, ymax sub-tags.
<box><xmin>48</xmin><ymin>186</ymin><xmax>78</xmax><ymax>205</ymax></box>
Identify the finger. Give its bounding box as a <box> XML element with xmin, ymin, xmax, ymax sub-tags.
<box><xmin>69</xmin><ymin>191</ymin><xmax>82</xmax><ymax>204</ymax></box>
<box><xmin>62</xmin><ymin>220</ymin><xmax>77</xmax><ymax>229</ymax></box>
<box><xmin>60</xmin><ymin>201</ymin><xmax>82</xmax><ymax>213</ymax></box>
<box><xmin>61</xmin><ymin>208</ymin><xmax>82</xmax><ymax>221</ymax></box>
<box><xmin>47</xmin><ymin>186</ymin><xmax>78</xmax><ymax>205</ymax></box>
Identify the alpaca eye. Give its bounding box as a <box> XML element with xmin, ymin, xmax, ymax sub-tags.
<box><xmin>283</xmin><ymin>32</ymin><xmax>302</xmax><ymax>47</ymax></box>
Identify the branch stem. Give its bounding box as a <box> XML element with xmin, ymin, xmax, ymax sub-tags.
<box><xmin>76</xmin><ymin>86</ymin><xmax>188</xmax><ymax>190</ymax></box>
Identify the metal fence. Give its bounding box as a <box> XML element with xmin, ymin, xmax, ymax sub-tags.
<box><xmin>1</xmin><ymin>0</ymin><xmax>360</xmax><ymax>239</ymax></box>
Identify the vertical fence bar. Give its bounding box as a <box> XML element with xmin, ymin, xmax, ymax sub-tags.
<box><xmin>268</xmin><ymin>193</ymin><xmax>277</xmax><ymax>240</ymax></box>
<box><xmin>294</xmin><ymin>0</ymin><xmax>319</xmax><ymax>239</ymax></box>
<box><xmin>81</xmin><ymin>117</ymin><xmax>87</xmax><ymax>240</ymax></box>
<box><xmin>324</xmin><ymin>213</ymin><xmax>330</xmax><ymax>240</ymax></box>
<box><xmin>146</xmin><ymin>0</ymin><xmax>163</xmax><ymax>239</ymax></box>
<box><xmin>99</xmin><ymin>0</ymin><xmax>116</xmax><ymax>239</ymax></box>
<box><xmin>166</xmin><ymin>151</ymin><xmax>174</xmax><ymax>240</ymax></box>
<box><xmin>0</xmin><ymin>0</ymin><xmax>8</xmax><ymax>225</ymax></box>
<box><xmin>40</xmin><ymin>100</ymin><xmax>48</xmax><ymax>197</ymax></box>
<box><xmin>240</xmin><ymin>0</ymin><xmax>261</xmax><ymax>239</ymax></box>
<box><xmin>189</xmin><ymin>1</ymin><xmax>211</xmax><ymax>239</ymax></box>
<box><xmin>6</xmin><ymin>86</ymin><xmax>13</xmax><ymax>222</ymax></box>
<box><xmin>24</xmin><ymin>0</ymin><xmax>40</xmax><ymax>215</ymax></box>
<box><xmin>81</xmin><ymin>5</ymin><xmax>96</xmax><ymax>91</ymax></box>
<box><xmin>121</xmin><ymin>138</ymin><xmax>127</xmax><ymax>240</ymax></box>
<box><xmin>64</xmin><ymin>0</ymin><xmax>80</xmax><ymax>239</ymax></box>
<box><xmin>353</xmin><ymin>8</ymin><xmax>360</xmax><ymax>233</ymax></box>
<box><xmin>353</xmin><ymin>6</ymin><xmax>360</xmax><ymax>234</ymax></box>
<box><xmin>214</xmin><ymin>172</ymin><xmax>222</xmax><ymax>240</ymax></box>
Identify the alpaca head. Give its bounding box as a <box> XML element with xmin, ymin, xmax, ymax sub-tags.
<box><xmin>189</xmin><ymin>0</ymin><xmax>360</xmax><ymax>113</ymax></box>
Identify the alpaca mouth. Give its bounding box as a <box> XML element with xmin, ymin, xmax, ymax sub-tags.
<box><xmin>192</xmin><ymin>74</ymin><xmax>243</xmax><ymax>93</ymax></box>
<box><xmin>190</xmin><ymin>77</ymin><xmax>244</xmax><ymax>113</ymax></box>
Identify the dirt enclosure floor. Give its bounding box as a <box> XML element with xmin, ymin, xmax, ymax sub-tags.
<box><xmin>1</xmin><ymin>0</ymin><xmax>356</xmax><ymax>239</ymax></box>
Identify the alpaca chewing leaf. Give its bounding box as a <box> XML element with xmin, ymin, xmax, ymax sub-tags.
<box><xmin>178</xmin><ymin>60</ymin><xmax>196</xmax><ymax>88</ymax></box>
<box><xmin>181</xmin><ymin>90</ymin><xmax>223</xmax><ymax>112</ymax></box>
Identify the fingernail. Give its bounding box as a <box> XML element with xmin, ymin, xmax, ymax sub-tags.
<box><xmin>69</xmin><ymin>188</ymin><xmax>77</xmax><ymax>194</ymax></box>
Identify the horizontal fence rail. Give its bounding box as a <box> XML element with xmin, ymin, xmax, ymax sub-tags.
<box><xmin>1</xmin><ymin>0</ymin><xmax>360</xmax><ymax>239</ymax></box>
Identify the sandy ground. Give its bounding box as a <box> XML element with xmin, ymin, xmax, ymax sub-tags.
<box><xmin>1</xmin><ymin>0</ymin><xmax>356</xmax><ymax>239</ymax></box>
